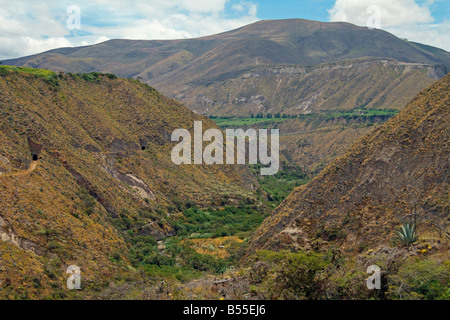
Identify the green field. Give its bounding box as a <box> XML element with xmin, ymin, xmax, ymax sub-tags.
<box><xmin>212</xmin><ymin>117</ymin><xmax>287</xmax><ymax>128</ymax></box>
<box><xmin>211</xmin><ymin>109</ymin><xmax>398</xmax><ymax>129</ymax></box>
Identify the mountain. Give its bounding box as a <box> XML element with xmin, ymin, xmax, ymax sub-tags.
<box><xmin>0</xmin><ymin>66</ymin><xmax>255</xmax><ymax>298</ymax></box>
<box><xmin>4</xmin><ymin>19</ymin><xmax>449</xmax><ymax>116</ymax></box>
<box><xmin>249</xmin><ymin>73</ymin><xmax>449</xmax><ymax>252</ymax></box>
<box><xmin>182</xmin><ymin>58</ymin><xmax>445</xmax><ymax>116</ymax></box>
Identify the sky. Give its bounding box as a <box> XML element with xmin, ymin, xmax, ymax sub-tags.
<box><xmin>0</xmin><ymin>0</ymin><xmax>449</xmax><ymax>60</ymax></box>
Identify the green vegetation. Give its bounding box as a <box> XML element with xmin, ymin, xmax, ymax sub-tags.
<box><xmin>67</xmin><ymin>71</ymin><xmax>118</xmax><ymax>82</ymax></box>
<box><xmin>292</xmin><ymin>108</ymin><xmax>398</xmax><ymax>123</ymax></box>
<box><xmin>211</xmin><ymin>116</ymin><xmax>287</xmax><ymax>128</ymax></box>
<box><xmin>169</xmin><ymin>205</ymin><xmax>269</xmax><ymax>239</ymax></box>
<box><xmin>396</xmin><ymin>223</ymin><xmax>418</xmax><ymax>246</ymax></box>
<box><xmin>250</xmin><ymin>163</ymin><xmax>309</xmax><ymax>203</ymax></box>
<box><xmin>125</xmin><ymin>204</ymin><xmax>269</xmax><ymax>282</ymax></box>
<box><xmin>0</xmin><ymin>66</ymin><xmax>119</xmax><ymax>90</ymax></box>
<box><xmin>246</xmin><ymin>249</ymin><xmax>450</xmax><ymax>300</ymax></box>
<box><xmin>322</xmin><ymin>108</ymin><xmax>398</xmax><ymax>118</ymax></box>
<box><xmin>0</xmin><ymin>65</ymin><xmax>56</xmax><ymax>77</ymax></box>
<box><xmin>248</xmin><ymin>250</ymin><xmax>329</xmax><ymax>299</ymax></box>
<box><xmin>126</xmin><ymin>235</ymin><xmax>227</xmax><ymax>282</ymax></box>
<box><xmin>0</xmin><ymin>65</ymin><xmax>62</xmax><ymax>90</ymax></box>
<box><xmin>211</xmin><ymin>109</ymin><xmax>398</xmax><ymax>129</ymax></box>
<box><xmin>387</xmin><ymin>258</ymin><xmax>450</xmax><ymax>300</ymax></box>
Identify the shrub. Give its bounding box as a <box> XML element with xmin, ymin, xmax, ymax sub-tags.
<box><xmin>43</xmin><ymin>74</ymin><xmax>59</xmax><ymax>88</ymax></box>
<box><xmin>395</xmin><ymin>223</ymin><xmax>417</xmax><ymax>246</ymax></box>
<box><xmin>249</xmin><ymin>250</ymin><xmax>329</xmax><ymax>299</ymax></box>
<box><xmin>386</xmin><ymin>258</ymin><xmax>450</xmax><ymax>300</ymax></box>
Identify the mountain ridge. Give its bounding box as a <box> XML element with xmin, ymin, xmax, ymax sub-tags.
<box><xmin>4</xmin><ymin>19</ymin><xmax>449</xmax><ymax>116</ymax></box>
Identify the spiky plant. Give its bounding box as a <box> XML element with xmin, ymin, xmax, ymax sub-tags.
<box><xmin>396</xmin><ymin>223</ymin><xmax>418</xmax><ymax>246</ymax></box>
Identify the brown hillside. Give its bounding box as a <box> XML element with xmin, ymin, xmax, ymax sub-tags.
<box><xmin>249</xmin><ymin>73</ymin><xmax>449</xmax><ymax>252</ymax></box>
<box><xmin>166</xmin><ymin>58</ymin><xmax>443</xmax><ymax>116</ymax></box>
<box><xmin>0</xmin><ymin>66</ymin><xmax>255</xmax><ymax>298</ymax></box>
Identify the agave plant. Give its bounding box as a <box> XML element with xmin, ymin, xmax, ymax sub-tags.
<box><xmin>396</xmin><ymin>223</ymin><xmax>418</xmax><ymax>246</ymax></box>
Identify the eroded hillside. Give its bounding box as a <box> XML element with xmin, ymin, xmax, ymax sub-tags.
<box><xmin>250</xmin><ymin>73</ymin><xmax>449</xmax><ymax>252</ymax></box>
<box><xmin>170</xmin><ymin>58</ymin><xmax>444</xmax><ymax>116</ymax></box>
<box><xmin>0</xmin><ymin>66</ymin><xmax>256</xmax><ymax>298</ymax></box>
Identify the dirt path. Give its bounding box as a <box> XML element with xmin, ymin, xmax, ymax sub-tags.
<box><xmin>0</xmin><ymin>161</ymin><xmax>38</xmax><ymax>178</ymax></box>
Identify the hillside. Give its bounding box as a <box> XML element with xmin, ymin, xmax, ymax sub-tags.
<box><xmin>277</xmin><ymin>114</ymin><xmax>385</xmax><ymax>174</ymax></box>
<box><xmin>4</xmin><ymin>19</ymin><xmax>449</xmax><ymax>116</ymax></box>
<box><xmin>181</xmin><ymin>58</ymin><xmax>443</xmax><ymax>116</ymax></box>
<box><xmin>249</xmin><ymin>73</ymin><xmax>449</xmax><ymax>253</ymax></box>
<box><xmin>95</xmin><ymin>74</ymin><xmax>450</xmax><ymax>301</ymax></box>
<box><xmin>0</xmin><ymin>66</ymin><xmax>255</xmax><ymax>298</ymax></box>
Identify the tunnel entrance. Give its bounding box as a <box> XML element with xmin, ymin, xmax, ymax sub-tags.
<box><xmin>32</xmin><ymin>154</ymin><xmax>38</xmax><ymax>161</ymax></box>
<box><xmin>141</xmin><ymin>146</ymin><xmax>146</xmax><ymax>151</ymax></box>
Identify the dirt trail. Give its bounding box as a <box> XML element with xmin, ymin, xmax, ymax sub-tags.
<box><xmin>0</xmin><ymin>161</ymin><xmax>38</xmax><ymax>178</ymax></box>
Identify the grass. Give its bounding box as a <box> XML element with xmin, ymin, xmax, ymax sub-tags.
<box><xmin>0</xmin><ymin>65</ymin><xmax>56</xmax><ymax>77</ymax></box>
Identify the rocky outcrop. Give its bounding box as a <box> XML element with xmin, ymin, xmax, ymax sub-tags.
<box><xmin>0</xmin><ymin>216</ymin><xmax>46</xmax><ymax>256</ymax></box>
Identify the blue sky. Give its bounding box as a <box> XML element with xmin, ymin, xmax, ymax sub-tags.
<box><xmin>0</xmin><ymin>0</ymin><xmax>449</xmax><ymax>60</ymax></box>
<box><xmin>242</xmin><ymin>0</ymin><xmax>335</xmax><ymax>21</ymax></box>
<box><xmin>254</xmin><ymin>0</ymin><xmax>449</xmax><ymax>23</ymax></box>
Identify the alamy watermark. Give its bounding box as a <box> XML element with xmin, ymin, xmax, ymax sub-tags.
<box><xmin>366</xmin><ymin>265</ymin><xmax>381</xmax><ymax>290</ymax></box>
<box><xmin>366</xmin><ymin>5</ymin><xmax>381</xmax><ymax>30</ymax></box>
<box><xmin>171</xmin><ymin>121</ymin><xmax>279</xmax><ymax>175</ymax></box>
<box><xmin>66</xmin><ymin>265</ymin><xmax>81</xmax><ymax>290</ymax></box>
<box><xmin>67</xmin><ymin>5</ymin><xmax>81</xmax><ymax>30</ymax></box>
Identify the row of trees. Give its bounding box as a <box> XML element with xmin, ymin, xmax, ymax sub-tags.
<box><xmin>251</xmin><ymin>113</ymin><xmax>299</xmax><ymax>119</ymax></box>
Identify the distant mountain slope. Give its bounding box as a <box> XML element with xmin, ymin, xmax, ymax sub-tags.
<box><xmin>249</xmin><ymin>73</ymin><xmax>449</xmax><ymax>252</ymax></box>
<box><xmin>4</xmin><ymin>19</ymin><xmax>449</xmax><ymax>116</ymax></box>
<box><xmin>0</xmin><ymin>66</ymin><xmax>255</xmax><ymax>298</ymax></box>
<box><xmin>177</xmin><ymin>58</ymin><xmax>444</xmax><ymax>116</ymax></box>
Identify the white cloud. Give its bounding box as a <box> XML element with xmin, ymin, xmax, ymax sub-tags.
<box><xmin>387</xmin><ymin>21</ymin><xmax>450</xmax><ymax>50</ymax></box>
<box><xmin>328</xmin><ymin>0</ymin><xmax>450</xmax><ymax>51</ymax></box>
<box><xmin>0</xmin><ymin>0</ymin><xmax>258</xmax><ymax>60</ymax></box>
<box><xmin>329</xmin><ymin>0</ymin><xmax>433</xmax><ymax>27</ymax></box>
<box><xmin>232</xmin><ymin>2</ymin><xmax>258</xmax><ymax>16</ymax></box>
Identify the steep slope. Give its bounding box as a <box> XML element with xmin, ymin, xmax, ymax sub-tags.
<box><xmin>278</xmin><ymin>115</ymin><xmax>384</xmax><ymax>174</ymax></box>
<box><xmin>0</xmin><ymin>66</ymin><xmax>255</xmax><ymax>298</ymax></box>
<box><xmin>180</xmin><ymin>58</ymin><xmax>443</xmax><ymax>116</ymax></box>
<box><xmin>249</xmin><ymin>73</ymin><xmax>449</xmax><ymax>252</ymax></box>
<box><xmin>4</xmin><ymin>19</ymin><xmax>449</xmax><ymax>116</ymax></box>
